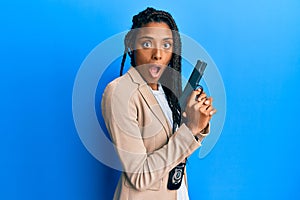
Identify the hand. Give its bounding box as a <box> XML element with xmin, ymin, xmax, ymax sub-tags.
<box><xmin>182</xmin><ymin>88</ymin><xmax>217</xmax><ymax>136</ymax></box>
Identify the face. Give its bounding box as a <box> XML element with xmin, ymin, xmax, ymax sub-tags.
<box><xmin>133</xmin><ymin>22</ymin><xmax>173</xmax><ymax>90</ymax></box>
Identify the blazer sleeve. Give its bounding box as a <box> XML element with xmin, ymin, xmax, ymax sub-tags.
<box><xmin>101</xmin><ymin>80</ymin><xmax>202</xmax><ymax>191</ymax></box>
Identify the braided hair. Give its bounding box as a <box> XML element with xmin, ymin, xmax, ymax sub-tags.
<box><xmin>120</xmin><ymin>7</ymin><xmax>182</xmax><ymax>131</ymax></box>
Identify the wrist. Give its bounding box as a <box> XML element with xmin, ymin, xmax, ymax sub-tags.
<box><xmin>198</xmin><ymin>127</ymin><xmax>209</xmax><ymax>136</ymax></box>
<box><xmin>194</xmin><ymin>124</ymin><xmax>210</xmax><ymax>141</ymax></box>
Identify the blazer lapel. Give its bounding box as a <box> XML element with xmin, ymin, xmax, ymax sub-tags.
<box><xmin>128</xmin><ymin>67</ymin><xmax>172</xmax><ymax>136</ymax></box>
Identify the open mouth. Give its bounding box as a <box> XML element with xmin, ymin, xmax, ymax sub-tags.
<box><xmin>149</xmin><ymin>64</ymin><xmax>162</xmax><ymax>78</ymax></box>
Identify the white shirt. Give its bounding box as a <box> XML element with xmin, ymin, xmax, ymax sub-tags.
<box><xmin>150</xmin><ymin>84</ymin><xmax>190</xmax><ymax>200</ymax></box>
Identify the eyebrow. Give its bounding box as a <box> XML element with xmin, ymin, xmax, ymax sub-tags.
<box><xmin>137</xmin><ymin>36</ymin><xmax>173</xmax><ymax>41</ymax></box>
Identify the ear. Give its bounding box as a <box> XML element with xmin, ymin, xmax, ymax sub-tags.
<box><xmin>127</xmin><ymin>47</ymin><xmax>134</xmax><ymax>57</ymax></box>
<box><xmin>128</xmin><ymin>46</ymin><xmax>133</xmax><ymax>52</ymax></box>
<box><xmin>127</xmin><ymin>41</ymin><xmax>136</xmax><ymax>57</ymax></box>
<box><xmin>128</xmin><ymin>42</ymin><xmax>135</xmax><ymax>52</ymax></box>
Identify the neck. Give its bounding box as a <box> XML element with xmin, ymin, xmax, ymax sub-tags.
<box><xmin>148</xmin><ymin>83</ymin><xmax>158</xmax><ymax>90</ymax></box>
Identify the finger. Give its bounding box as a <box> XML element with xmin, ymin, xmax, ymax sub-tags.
<box><xmin>203</xmin><ymin>97</ymin><xmax>213</xmax><ymax>106</ymax></box>
<box><xmin>209</xmin><ymin>108</ymin><xmax>217</xmax><ymax>116</ymax></box>
<box><xmin>194</xmin><ymin>85</ymin><xmax>203</xmax><ymax>93</ymax></box>
<box><xmin>192</xmin><ymin>101</ymin><xmax>203</xmax><ymax>111</ymax></box>
<box><xmin>195</xmin><ymin>86</ymin><xmax>203</xmax><ymax>93</ymax></box>
<box><xmin>206</xmin><ymin>105</ymin><xmax>213</xmax><ymax>112</ymax></box>
<box><xmin>204</xmin><ymin>99</ymin><xmax>210</xmax><ymax>106</ymax></box>
<box><xmin>182</xmin><ymin>111</ymin><xmax>187</xmax><ymax>118</ymax></box>
<box><xmin>197</xmin><ymin>97</ymin><xmax>207</xmax><ymax>106</ymax></box>
<box><xmin>200</xmin><ymin>104</ymin><xmax>210</xmax><ymax>114</ymax></box>
<box><xmin>196</xmin><ymin>93</ymin><xmax>207</xmax><ymax>102</ymax></box>
<box><xmin>187</xmin><ymin>90</ymin><xmax>202</xmax><ymax>107</ymax></box>
<box><xmin>201</xmin><ymin>105</ymin><xmax>215</xmax><ymax>114</ymax></box>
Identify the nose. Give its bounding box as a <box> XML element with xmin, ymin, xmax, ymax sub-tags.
<box><xmin>151</xmin><ymin>48</ymin><xmax>162</xmax><ymax>60</ymax></box>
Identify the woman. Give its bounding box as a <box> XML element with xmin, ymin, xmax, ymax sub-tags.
<box><xmin>102</xmin><ymin>7</ymin><xmax>216</xmax><ymax>200</ymax></box>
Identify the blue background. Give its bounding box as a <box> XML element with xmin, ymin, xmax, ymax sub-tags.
<box><xmin>1</xmin><ymin>0</ymin><xmax>300</xmax><ymax>199</ymax></box>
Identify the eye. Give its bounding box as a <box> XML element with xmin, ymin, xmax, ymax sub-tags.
<box><xmin>142</xmin><ymin>41</ymin><xmax>152</xmax><ymax>48</ymax></box>
<box><xmin>163</xmin><ymin>42</ymin><xmax>172</xmax><ymax>49</ymax></box>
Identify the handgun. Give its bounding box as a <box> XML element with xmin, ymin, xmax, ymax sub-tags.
<box><xmin>179</xmin><ymin>60</ymin><xmax>207</xmax><ymax>109</ymax></box>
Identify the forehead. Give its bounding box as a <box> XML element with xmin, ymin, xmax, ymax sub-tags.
<box><xmin>136</xmin><ymin>22</ymin><xmax>173</xmax><ymax>39</ymax></box>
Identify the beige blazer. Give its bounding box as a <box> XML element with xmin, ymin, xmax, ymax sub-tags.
<box><xmin>102</xmin><ymin>67</ymin><xmax>206</xmax><ymax>200</ymax></box>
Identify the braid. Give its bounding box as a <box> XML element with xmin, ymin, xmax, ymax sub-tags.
<box><xmin>121</xmin><ymin>7</ymin><xmax>183</xmax><ymax>127</ymax></box>
<box><xmin>120</xmin><ymin>31</ymin><xmax>135</xmax><ymax>76</ymax></box>
<box><xmin>120</xmin><ymin>53</ymin><xmax>126</xmax><ymax>76</ymax></box>
<box><xmin>162</xmin><ymin>85</ymin><xmax>181</xmax><ymax>132</ymax></box>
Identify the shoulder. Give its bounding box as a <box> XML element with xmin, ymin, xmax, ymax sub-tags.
<box><xmin>103</xmin><ymin>73</ymin><xmax>137</xmax><ymax>98</ymax></box>
<box><xmin>103</xmin><ymin>67</ymin><xmax>146</xmax><ymax>100</ymax></box>
<box><xmin>102</xmin><ymin>72</ymin><xmax>141</xmax><ymax>111</ymax></box>
<box><xmin>101</xmin><ymin>71</ymin><xmax>142</xmax><ymax>123</ymax></box>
